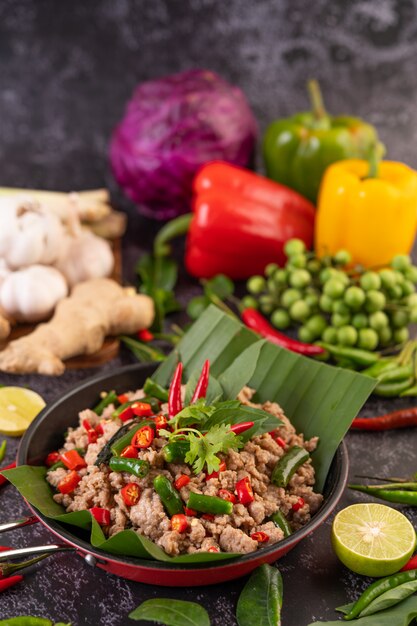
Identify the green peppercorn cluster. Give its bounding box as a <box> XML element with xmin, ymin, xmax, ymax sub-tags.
<box><xmin>244</xmin><ymin>239</ymin><xmax>417</xmax><ymax>350</ymax></box>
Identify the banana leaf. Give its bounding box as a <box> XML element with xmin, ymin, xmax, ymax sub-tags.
<box><xmin>1</xmin><ymin>305</ymin><xmax>375</xmax><ymax>563</ymax></box>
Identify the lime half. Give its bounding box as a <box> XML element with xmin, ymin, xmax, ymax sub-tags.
<box><xmin>0</xmin><ymin>386</ymin><xmax>46</xmax><ymax>436</ymax></box>
<box><xmin>332</xmin><ymin>503</ymin><xmax>416</xmax><ymax>577</ymax></box>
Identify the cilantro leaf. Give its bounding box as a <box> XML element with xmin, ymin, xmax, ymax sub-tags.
<box><xmin>185</xmin><ymin>424</ymin><xmax>243</xmax><ymax>475</ymax></box>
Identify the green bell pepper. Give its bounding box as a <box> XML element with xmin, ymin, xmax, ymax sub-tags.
<box><xmin>263</xmin><ymin>80</ymin><xmax>383</xmax><ymax>204</ymax></box>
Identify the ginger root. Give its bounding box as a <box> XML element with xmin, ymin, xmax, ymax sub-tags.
<box><xmin>0</xmin><ymin>278</ymin><xmax>154</xmax><ymax>375</ymax></box>
<box><xmin>0</xmin><ymin>307</ymin><xmax>11</xmax><ymax>340</ymax></box>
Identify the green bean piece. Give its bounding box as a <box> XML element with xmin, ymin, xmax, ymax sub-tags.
<box><xmin>271</xmin><ymin>446</ymin><xmax>310</xmax><ymax>488</ymax></box>
<box><xmin>47</xmin><ymin>460</ymin><xmax>66</xmax><ymax>472</ymax></box>
<box><xmin>143</xmin><ymin>378</ymin><xmax>169</xmax><ymax>402</ymax></box>
<box><xmin>344</xmin><ymin>569</ymin><xmax>417</xmax><ymax>620</ymax></box>
<box><xmin>153</xmin><ymin>474</ymin><xmax>184</xmax><ymax>516</ymax></box>
<box><xmin>162</xmin><ymin>440</ymin><xmax>190</xmax><ymax>463</ymax></box>
<box><xmin>187</xmin><ymin>492</ymin><xmax>233</xmax><ymax>516</ymax></box>
<box><xmin>348</xmin><ymin>484</ymin><xmax>417</xmax><ymax>505</ymax></box>
<box><xmin>319</xmin><ymin>343</ymin><xmax>379</xmax><ymax>367</ymax></box>
<box><xmin>0</xmin><ymin>440</ymin><xmax>6</xmax><ymax>464</ymax></box>
<box><xmin>93</xmin><ymin>390</ymin><xmax>119</xmax><ymax>415</ymax></box>
<box><xmin>374</xmin><ymin>376</ymin><xmax>415</xmax><ymax>397</ymax></box>
<box><xmin>270</xmin><ymin>510</ymin><xmax>292</xmax><ymax>537</ymax></box>
<box><xmin>111</xmin><ymin>420</ymin><xmax>156</xmax><ymax>456</ymax></box>
<box><xmin>109</xmin><ymin>456</ymin><xmax>150</xmax><ymax>478</ymax></box>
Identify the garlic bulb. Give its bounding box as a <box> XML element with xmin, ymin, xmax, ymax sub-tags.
<box><xmin>0</xmin><ymin>265</ymin><xmax>68</xmax><ymax>323</ymax></box>
<box><xmin>55</xmin><ymin>229</ymin><xmax>114</xmax><ymax>287</ymax></box>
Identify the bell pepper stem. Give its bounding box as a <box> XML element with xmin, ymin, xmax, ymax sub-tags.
<box><xmin>366</xmin><ymin>144</ymin><xmax>383</xmax><ymax>179</ymax></box>
<box><xmin>154</xmin><ymin>213</ymin><xmax>193</xmax><ymax>257</ymax></box>
<box><xmin>307</xmin><ymin>79</ymin><xmax>327</xmax><ymax>120</ymax></box>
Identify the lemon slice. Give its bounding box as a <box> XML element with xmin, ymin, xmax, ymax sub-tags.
<box><xmin>332</xmin><ymin>503</ymin><xmax>416</xmax><ymax>577</ymax></box>
<box><xmin>0</xmin><ymin>386</ymin><xmax>46</xmax><ymax>436</ymax></box>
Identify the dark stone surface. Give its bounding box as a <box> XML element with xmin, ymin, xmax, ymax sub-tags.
<box><xmin>1</xmin><ymin>1</ymin><xmax>417</xmax><ymax>624</ymax></box>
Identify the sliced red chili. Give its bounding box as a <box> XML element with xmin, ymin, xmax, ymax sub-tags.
<box><xmin>236</xmin><ymin>476</ymin><xmax>254</xmax><ymax>505</ymax></box>
<box><xmin>137</xmin><ymin>328</ymin><xmax>154</xmax><ymax>342</ymax></box>
<box><xmin>174</xmin><ymin>474</ymin><xmax>190</xmax><ymax>490</ymax></box>
<box><xmin>89</xmin><ymin>507</ymin><xmax>111</xmax><ymax>526</ymax></box>
<box><xmin>275</xmin><ymin>437</ymin><xmax>286</xmax><ymax>448</ymax></box>
<box><xmin>57</xmin><ymin>470</ymin><xmax>81</xmax><ymax>494</ymax></box>
<box><xmin>250</xmin><ymin>531</ymin><xmax>269</xmax><ymax>543</ymax></box>
<box><xmin>154</xmin><ymin>414</ymin><xmax>168</xmax><ymax>430</ymax></box>
<box><xmin>291</xmin><ymin>497</ymin><xmax>305</xmax><ymax>512</ymax></box>
<box><xmin>206</xmin><ymin>460</ymin><xmax>227</xmax><ymax>481</ymax></box>
<box><xmin>171</xmin><ymin>513</ymin><xmax>188</xmax><ymax>533</ymax></box>
<box><xmin>218</xmin><ymin>489</ymin><xmax>237</xmax><ymax>504</ymax></box>
<box><xmin>184</xmin><ymin>507</ymin><xmax>197</xmax><ymax>517</ymax></box>
<box><xmin>202</xmin><ymin>513</ymin><xmax>215</xmax><ymax>521</ymax></box>
<box><xmin>131</xmin><ymin>402</ymin><xmax>153</xmax><ymax>417</ymax></box>
<box><xmin>121</xmin><ymin>482</ymin><xmax>140</xmax><ymax>506</ymax></box>
<box><xmin>117</xmin><ymin>393</ymin><xmax>129</xmax><ymax>404</ymax></box>
<box><xmin>207</xmin><ymin>546</ymin><xmax>220</xmax><ymax>553</ymax></box>
<box><xmin>82</xmin><ymin>419</ymin><xmax>98</xmax><ymax>444</ymax></box>
<box><xmin>45</xmin><ymin>451</ymin><xmax>60</xmax><ymax>467</ymax></box>
<box><xmin>120</xmin><ymin>445</ymin><xmax>138</xmax><ymax>459</ymax></box>
<box><xmin>131</xmin><ymin>425</ymin><xmax>154</xmax><ymax>449</ymax></box>
<box><xmin>95</xmin><ymin>422</ymin><xmax>104</xmax><ymax>435</ymax></box>
<box><xmin>118</xmin><ymin>406</ymin><xmax>134</xmax><ymax>422</ymax></box>
<box><xmin>60</xmin><ymin>450</ymin><xmax>87</xmax><ymax>471</ymax></box>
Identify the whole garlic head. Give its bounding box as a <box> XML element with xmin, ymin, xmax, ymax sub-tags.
<box><xmin>55</xmin><ymin>229</ymin><xmax>114</xmax><ymax>287</ymax></box>
<box><xmin>0</xmin><ymin>265</ymin><xmax>68</xmax><ymax>323</ymax></box>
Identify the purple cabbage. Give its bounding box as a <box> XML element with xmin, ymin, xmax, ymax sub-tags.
<box><xmin>110</xmin><ymin>69</ymin><xmax>257</xmax><ymax>220</ymax></box>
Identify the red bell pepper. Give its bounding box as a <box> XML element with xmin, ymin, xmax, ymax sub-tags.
<box><xmin>153</xmin><ymin>162</ymin><xmax>316</xmax><ymax>279</ymax></box>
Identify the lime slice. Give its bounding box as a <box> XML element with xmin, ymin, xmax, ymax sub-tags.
<box><xmin>332</xmin><ymin>503</ymin><xmax>416</xmax><ymax>577</ymax></box>
<box><xmin>0</xmin><ymin>386</ymin><xmax>46</xmax><ymax>436</ymax></box>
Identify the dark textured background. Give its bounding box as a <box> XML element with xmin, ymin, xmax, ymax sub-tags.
<box><xmin>1</xmin><ymin>1</ymin><xmax>417</xmax><ymax>624</ymax></box>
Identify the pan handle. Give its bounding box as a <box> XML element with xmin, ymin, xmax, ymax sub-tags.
<box><xmin>0</xmin><ymin>515</ymin><xmax>39</xmax><ymax>534</ymax></box>
<box><xmin>0</xmin><ymin>543</ymin><xmax>74</xmax><ymax>562</ymax></box>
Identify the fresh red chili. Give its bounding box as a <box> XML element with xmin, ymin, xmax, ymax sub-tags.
<box><xmin>218</xmin><ymin>489</ymin><xmax>237</xmax><ymax>504</ymax></box>
<box><xmin>292</xmin><ymin>497</ymin><xmax>305</xmax><ymax>511</ymax></box>
<box><xmin>137</xmin><ymin>328</ymin><xmax>154</xmax><ymax>342</ymax></box>
<box><xmin>168</xmin><ymin>362</ymin><xmax>183</xmax><ymax>417</ymax></box>
<box><xmin>206</xmin><ymin>460</ymin><xmax>227</xmax><ymax>481</ymax></box>
<box><xmin>184</xmin><ymin>507</ymin><xmax>197</xmax><ymax>517</ymax></box>
<box><xmin>120</xmin><ymin>445</ymin><xmax>138</xmax><ymax>459</ymax></box>
<box><xmin>202</xmin><ymin>513</ymin><xmax>215</xmax><ymax>521</ymax></box>
<box><xmin>171</xmin><ymin>513</ymin><xmax>188</xmax><ymax>533</ymax></box>
<box><xmin>250</xmin><ymin>531</ymin><xmax>269</xmax><ymax>543</ymax></box>
<box><xmin>0</xmin><ymin>461</ymin><xmax>17</xmax><ymax>488</ymax></box>
<box><xmin>121</xmin><ymin>483</ymin><xmax>141</xmax><ymax>507</ymax></box>
<box><xmin>89</xmin><ymin>507</ymin><xmax>111</xmax><ymax>526</ymax></box>
<box><xmin>131</xmin><ymin>402</ymin><xmax>153</xmax><ymax>417</ymax></box>
<box><xmin>45</xmin><ymin>451</ymin><xmax>61</xmax><ymax>467</ymax></box>
<box><xmin>236</xmin><ymin>476</ymin><xmax>254</xmax><ymax>505</ymax></box>
<box><xmin>401</xmin><ymin>554</ymin><xmax>417</xmax><ymax>571</ymax></box>
<box><xmin>241</xmin><ymin>308</ymin><xmax>325</xmax><ymax>356</ymax></box>
<box><xmin>275</xmin><ymin>436</ymin><xmax>286</xmax><ymax>448</ymax></box>
<box><xmin>351</xmin><ymin>407</ymin><xmax>417</xmax><ymax>431</ymax></box>
<box><xmin>0</xmin><ymin>546</ymin><xmax>12</xmax><ymax>552</ymax></box>
<box><xmin>117</xmin><ymin>393</ymin><xmax>130</xmax><ymax>404</ymax></box>
<box><xmin>82</xmin><ymin>419</ymin><xmax>98</xmax><ymax>444</ymax></box>
<box><xmin>191</xmin><ymin>359</ymin><xmax>210</xmax><ymax>403</ymax></box>
<box><xmin>118</xmin><ymin>406</ymin><xmax>134</xmax><ymax>422</ymax></box>
<box><xmin>0</xmin><ymin>574</ymin><xmax>23</xmax><ymax>592</ymax></box>
<box><xmin>60</xmin><ymin>450</ymin><xmax>87</xmax><ymax>471</ymax></box>
<box><xmin>154</xmin><ymin>414</ymin><xmax>168</xmax><ymax>430</ymax></box>
<box><xmin>207</xmin><ymin>546</ymin><xmax>220</xmax><ymax>553</ymax></box>
<box><xmin>57</xmin><ymin>470</ymin><xmax>81</xmax><ymax>494</ymax></box>
<box><xmin>230</xmin><ymin>421</ymin><xmax>254</xmax><ymax>435</ymax></box>
<box><xmin>174</xmin><ymin>474</ymin><xmax>191</xmax><ymax>490</ymax></box>
<box><xmin>131</xmin><ymin>425</ymin><xmax>155</xmax><ymax>449</ymax></box>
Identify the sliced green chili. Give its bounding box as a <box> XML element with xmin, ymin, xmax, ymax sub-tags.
<box><xmin>95</xmin><ymin>422</ymin><xmax>134</xmax><ymax>466</ymax></box>
<box><xmin>143</xmin><ymin>378</ymin><xmax>169</xmax><ymax>402</ymax></box>
<box><xmin>153</xmin><ymin>474</ymin><xmax>184</xmax><ymax>516</ymax></box>
<box><xmin>270</xmin><ymin>510</ymin><xmax>292</xmax><ymax>537</ymax></box>
<box><xmin>162</xmin><ymin>440</ymin><xmax>190</xmax><ymax>463</ymax></box>
<box><xmin>47</xmin><ymin>460</ymin><xmax>66</xmax><ymax>472</ymax></box>
<box><xmin>111</xmin><ymin>420</ymin><xmax>156</xmax><ymax>456</ymax></box>
<box><xmin>187</xmin><ymin>492</ymin><xmax>233</xmax><ymax>516</ymax></box>
<box><xmin>93</xmin><ymin>390</ymin><xmax>119</xmax><ymax>415</ymax></box>
<box><xmin>271</xmin><ymin>446</ymin><xmax>310</xmax><ymax>488</ymax></box>
<box><xmin>109</xmin><ymin>456</ymin><xmax>150</xmax><ymax>478</ymax></box>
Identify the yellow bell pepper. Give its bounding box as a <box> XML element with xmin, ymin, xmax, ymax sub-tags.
<box><xmin>315</xmin><ymin>159</ymin><xmax>417</xmax><ymax>267</ymax></box>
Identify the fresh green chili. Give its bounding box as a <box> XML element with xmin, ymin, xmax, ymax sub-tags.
<box><xmin>269</xmin><ymin>510</ymin><xmax>292</xmax><ymax>538</ymax></box>
<box><xmin>108</xmin><ymin>456</ymin><xmax>150</xmax><ymax>478</ymax></box>
<box><xmin>162</xmin><ymin>440</ymin><xmax>190</xmax><ymax>463</ymax></box>
<box><xmin>143</xmin><ymin>378</ymin><xmax>169</xmax><ymax>402</ymax></box>
<box><xmin>319</xmin><ymin>344</ymin><xmax>379</xmax><ymax>367</ymax></box>
<box><xmin>361</xmin><ymin>358</ymin><xmax>397</xmax><ymax>378</ymax></box>
<box><xmin>187</xmin><ymin>491</ymin><xmax>233</xmax><ymax>516</ymax></box>
<box><xmin>344</xmin><ymin>569</ymin><xmax>417</xmax><ymax>620</ymax></box>
<box><xmin>0</xmin><ymin>440</ymin><xmax>7</xmax><ymax>464</ymax></box>
<box><xmin>377</xmin><ymin>363</ymin><xmax>413</xmax><ymax>384</ymax></box>
<box><xmin>111</xmin><ymin>420</ymin><xmax>156</xmax><ymax>456</ymax></box>
<box><xmin>271</xmin><ymin>446</ymin><xmax>310</xmax><ymax>488</ymax></box>
<box><xmin>374</xmin><ymin>376</ymin><xmax>415</xmax><ymax>397</ymax></box>
<box><xmin>153</xmin><ymin>474</ymin><xmax>184</xmax><ymax>516</ymax></box>
<box><xmin>93</xmin><ymin>390</ymin><xmax>119</xmax><ymax>415</ymax></box>
<box><xmin>349</xmin><ymin>483</ymin><xmax>417</xmax><ymax>505</ymax></box>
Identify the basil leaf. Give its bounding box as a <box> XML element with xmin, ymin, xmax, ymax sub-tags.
<box><xmin>187</xmin><ymin>295</ymin><xmax>210</xmax><ymax>320</ymax></box>
<box><xmin>203</xmin><ymin>274</ymin><xmax>234</xmax><ymax>300</ymax></box>
<box><xmin>236</xmin><ymin>564</ymin><xmax>283</xmax><ymax>626</ymax></box>
<box><xmin>129</xmin><ymin>599</ymin><xmax>210</xmax><ymax>626</ymax></box>
<box><xmin>359</xmin><ymin>580</ymin><xmax>417</xmax><ymax>617</ymax></box>
<box><xmin>308</xmin><ymin>593</ymin><xmax>417</xmax><ymax>625</ymax></box>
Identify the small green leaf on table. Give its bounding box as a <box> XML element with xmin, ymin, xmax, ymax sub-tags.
<box><xmin>236</xmin><ymin>563</ymin><xmax>283</xmax><ymax>626</ymax></box>
<box><xmin>129</xmin><ymin>599</ymin><xmax>210</xmax><ymax>626</ymax></box>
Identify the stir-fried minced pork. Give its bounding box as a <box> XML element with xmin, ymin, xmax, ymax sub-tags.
<box><xmin>47</xmin><ymin>386</ymin><xmax>323</xmax><ymax>556</ymax></box>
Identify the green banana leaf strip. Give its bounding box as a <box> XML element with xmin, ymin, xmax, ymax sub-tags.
<box><xmin>0</xmin><ymin>465</ymin><xmax>239</xmax><ymax>564</ymax></box>
<box><xmin>308</xmin><ymin>594</ymin><xmax>417</xmax><ymax>625</ymax></box>
<box><xmin>129</xmin><ymin>599</ymin><xmax>210</xmax><ymax>626</ymax></box>
<box><xmin>152</xmin><ymin>306</ymin><xmax>376</xmax><ymax>491</ymax></box>
<box><xmin>236</xmin><ymin>564</ymin><xmax>283</xmax><ymax>626</ymax></box>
